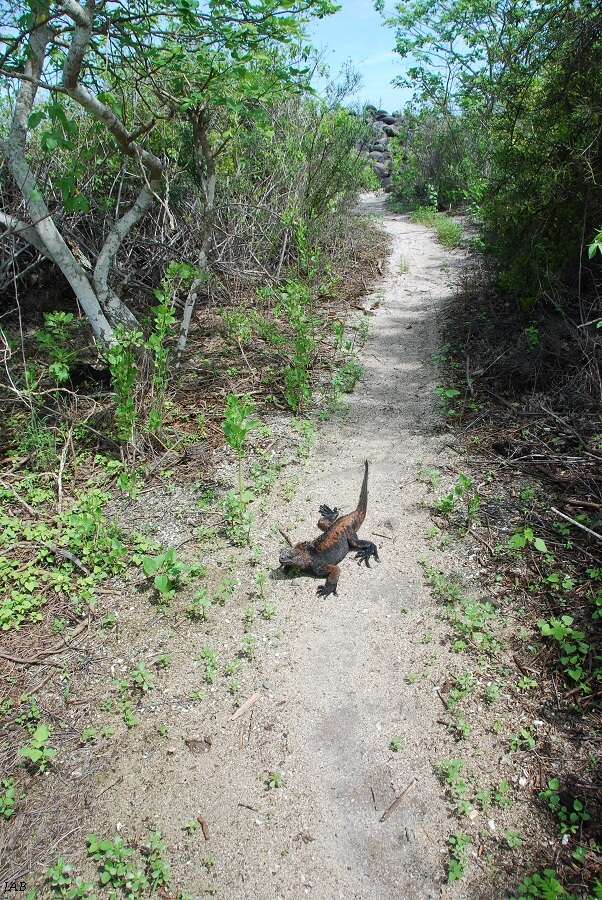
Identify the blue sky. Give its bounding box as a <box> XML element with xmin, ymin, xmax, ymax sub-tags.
<box><xmin>307</xmin><ymin>0</ymin><xmax>412</xmax><ymax>112</ymax></box>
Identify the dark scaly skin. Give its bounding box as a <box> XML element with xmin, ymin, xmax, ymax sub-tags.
<box><xmin>278</xmin><ymin>460</ymin><xmax>379</xmax><ymax>597</ymax></box>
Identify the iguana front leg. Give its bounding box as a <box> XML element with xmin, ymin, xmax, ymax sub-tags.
<box><xmin>348</xmin><ymin>532</ymin><xmax>379</xmax><ymax>568</ymax></box>
<box><xmin>317</xmin><ymin>504</ymin><xmax>339</xmax><ymax>532</ymax></box>
<box><xmin>316</xmin><ymin>564</ymin><xmax>340</xmax><ymax>597</ymax></box>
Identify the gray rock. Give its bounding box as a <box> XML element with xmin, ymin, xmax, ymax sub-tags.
<box><xmin>372</xmin><ymin>161</ymin><xmax>392</xmax><ymax>178</ymax></box>
<box><xmin>374</xmin><ymin>109</ymin><xmax>389</xmax><ymax>120</ymax></box>
<box><xmin>384</xmin><ymin>124</ymin><xmax>400</xmax><ymax>138</ymax></box>
<box><xmin>381</xmin><ymin>115</ymin><xmax>397</xmax><ymax>125</ymax></box>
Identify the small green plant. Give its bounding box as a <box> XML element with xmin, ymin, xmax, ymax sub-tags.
<box><xmin>484</xmin><ymin>683</ymin><xmax>501</xmax><ymax>704</ymax></box>
<box><xmin>447</xmin><ymin>833</ymin><xmax>471</xmax><ymax>882</ymax></box>
<box><xmin>506</xmin><ymin>527</ymin><xmax>548</xmax><ymax>554</ymax></box>
<box><xmin>509</xmin><ymin>727</ymin><xmax>536</xmax><ymax>752</ymax></box>
<box><xmin>86</xmin><ymin>834</ymin><xmax>147</xmax><ymax>895</ymax></box>
<box><xmin>241</xmin><ymin>633</ymin><xmax>256</xmax><ymax>660</ymax></box>
<box><xmin>260</xmin><ymin>601</ymin><xmax>277</xmax><ymax>620</ymax></box>
<box><xmin>201</xmin><ymin>646</ymin><xmax>219</xmax><ymax>684</ymax></box>
<box><xmin>512</xmin><ymin>868</ymin><xmax>572</xmax><ymax>898</ymax></box>
<box><xmin>201</xmin><ymin>852</ymin><xmax>216</xmax><ymax>871</ymax></box>
<box><xmin>276</xmin><ymin>280</ymin><xmax>316</xmax><ymax>412</ymax></box>
<box><xmin>446</xmin><ymin>673</ymin><xmax>475</xmax><ymax>708</ymax></box>
<box><xmin>524</xmin><ymin>324</ymin><xmax>540</xmax><ymax>349</ymax></box>
<box><xmin>538</xmin><ymin>616</ymin><xmax>590</xmax><ymax>692</ymax></box>
<box><xmin>141</xmin><ymin>548</ymin><xmax>192</xmax><ymax>605</ymax></box>
<box><xmin>129</xmin><ymin>662</ymin><xmax>154</xmax><ymax>693</ymax></box>
<box><xmin>222</xmin><ymin>394</ymin><xmax>259</xmax><ymax>545</ymax></box>
<box><xmin>145</xmin><ymin>830</ymin><xmax>171</xmax><ymax>891</ymax></box>
<box><xmin>46</xmin><ymin>858</ymin><xmax>94</xmax><ymax>898</ymax></box>
<box><xmin>493</xmin><ymin>779</ymin><xmax>513</xmax><ymax>809</ymax></box>
<box><xmin>183</xmin><ymin>819</ymin><xmax>199</xmax><ymax>835</ymax></box>
<box><xmin>475</xmin><ymin>788</ymin><xmax>491</xmax><ymax>811</ymax></box>
<box><xmin>449</xmin><ymin>716</ymin><xmax>471</xmax><ymax>740</ymax></box>
<box><xmin>80</xmin><ymin>726</ymin><xmax>97</xmax><ymax>745</ymax></box>
<box><xmin>418</xmin><ymin>466</ymin><xmax>442</xmax><ymax>491</ymax></box>
<box><xmin>539</xmin><ymin>779</ymin><xmax>591</xmax><ymax>835</ymax></box>
<box><xmin>187</xmin><ymin>588</ymin><xmax>212</xmax><ymax>621</ymax></box>
<box><xmin>389</xmin><ymin>737</ymin><xmax>403</xmax><ymax>752</ymax></box>
<box><xmin>214</xmin><ymin>576</ymin><xmax>236</xmax><ymax>606</ymax></box>
<box><xmin>517</xmin><ymin>675</ymin><xmax>538</xmax><ymax>692</ymax></box>
<box><xmin>106</xmin><ymin>327</ymin><xmax>143</xmax><ymax>442</ymax></box>
<box><xmin>0</xmin><ymin>778</ymin><xmax>16</xmax><ymax>819</ymax></box>
<box><xmin>436</xmin><ymin>759</ymin><xmax>471</xmax><ymax>815</ymax></box>
<box><xmin>291</xmin><ymin>418</ymin><xmax>316</xmax><ymax>460</ymax></box>
<box><xmin>18</xmin><ymin>724</ymin><xmax>57</xmax><ymax>772</ymax></box>
<box><xmin>504</xmin><ymin>830</ymin><xmax>523</xmax><ymax>849</ymax></box>
<box><xmin>243</xmin><ymin>606</ymin><xmax>256</xmax><ymax>631</ymax></box>
<box><xmin>36</xmin><ymin>311</ymin><xmax>78</xmax><ymax>383</ymax></box>
<box><xmin>147</xmin><ymin>263</ymin><xmax>196</xmax><ymax>433</ymax></box>
<box><xmin>264</xmin><ymin>771</ymin><xmax>283</xmax><ymax>790</ymax></box>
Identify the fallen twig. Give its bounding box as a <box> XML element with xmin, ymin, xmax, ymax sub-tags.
<box><xmin>379</xmin><ymin>777</ymin><xmax>417</xmax><ymax>823</ymax></box>
<box><xmin>43</xmin><ymin>543</ymin><xmax>90</xmax><ymax>574</ymax></box>
<box><xmin>277</xmin><ymin>527</ymin><xmax>292</xmax><ymax>547</ymax></box>
<box><xmin>550</xmin><ymin>507</ymin><xmax>602</xmax><ymax>543</ymax></box>
<box><xmin>229</xmin><ymin>692</ymin><xmax>260</xmax><ymax>721</ymax></box>
<box><xmin>0</xmin><ymin>476</ymin><xmax>38</xmax><ymax>517</ymax></box>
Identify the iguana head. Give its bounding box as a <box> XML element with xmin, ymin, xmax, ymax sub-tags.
<box><xmin>279</xmin><ymin>542</ymin><xmax>311</xmax><ymax>569</ymax></box>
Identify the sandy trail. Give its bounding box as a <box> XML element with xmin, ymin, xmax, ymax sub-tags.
<box><xmin>89</xmin><ymin>194</ymin><xmax>468</xmax><ymax>899</ymax></box>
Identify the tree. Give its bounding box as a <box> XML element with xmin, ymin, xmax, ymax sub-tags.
<box><xmin>386</xmin><ymin>0</ymin><xmax>602</xmax><ymax>299</ymax></box>
<box><xmin>0</xmin><ymin>0</ymin><xmax>336</xmax><ymax>343</ymax></box>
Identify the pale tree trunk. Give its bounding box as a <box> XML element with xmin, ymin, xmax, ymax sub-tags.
<box><xmin>0</xmin><ymin>20</ymin><xmax>115</xmax><ymax>344</ymax></box>
<box><xmin>1</xmin><ymin>1</ymin><xmax>166</xmax><ymax>343</ymax></box>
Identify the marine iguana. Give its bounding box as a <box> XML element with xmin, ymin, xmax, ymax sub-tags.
<box><xmin>278</xmin><ymin>460</ymin><xmax>379</xmax><ymax>597</ymax></box>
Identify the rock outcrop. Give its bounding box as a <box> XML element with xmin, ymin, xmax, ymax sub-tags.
<box><xmin>364</xmin><ymin>106</ymin><xmax>403</xmax><ymax>192</ymax></box>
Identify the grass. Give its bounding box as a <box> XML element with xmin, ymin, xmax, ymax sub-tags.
<box><xmin>411</xmin><ymin>207</ymin><xmax>463</xmax><ymax>249</ymax></box>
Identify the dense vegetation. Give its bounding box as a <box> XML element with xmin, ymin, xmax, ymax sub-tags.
<box><xmin>1</xmin><ymin>1</ymin><xmax>376</xmax><ymax>444</ymax></box>
<box><xmin>387</xmin><ymin>0</ymin><xmax>602</xmax><ymax>305</ymax></box>
<box><xmin>386</xmin><ymin>1</ymin><xmax>602</xmax><ymax>896</ymax></box>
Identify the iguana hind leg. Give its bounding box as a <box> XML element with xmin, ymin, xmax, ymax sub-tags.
<box><xmin>348</xmin><ymin>532</ymin><xmax>380</xmax><ymax>568</ymax></box>
<box><xmin>317</xmin><ymin>504</ymin><xmax>339</xmax><ymax>531</ymax></box>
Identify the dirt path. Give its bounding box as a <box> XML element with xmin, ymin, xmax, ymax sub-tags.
<box><xmin>85</xmin><ymin>194</ymin><xmax>469</xmax><ymax>899</ymax></box>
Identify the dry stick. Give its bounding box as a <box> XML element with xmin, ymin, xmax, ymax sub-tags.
<box><xmin>0</xmin><ymin>476</ymin><xmax>37</xmax><ymax>517</ymax></box>
<box><xmin>379</xmin><ymin>777</ymin><xmax>417</xmax><ymax>823</ymax></box>
<box><xmin>550</xmin><ymin>507</ymin><xmax>602</xmax><ymax>543</ymax></box>
<box><xmin>278</xmin><ymin>527</ymin><xmax>293</xmax><ymax>547</ymax></box>
<box><xmin>43</xmin><ymin>543</ymin><xmax>89</xmax><ymax>574</ymax></box>
<box><xmin>229</xmin><ymin>692</ymin><xmax>260</xmax><ymax>721</ymax></box>
<box><xmin>56</xmin><ymin>427</ymin><xmax>72</xmax><ymax>513</ymax></box>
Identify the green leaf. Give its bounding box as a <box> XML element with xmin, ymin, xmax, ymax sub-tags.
<box><xmin>32</xmin><ymin>724</ymin><xmax>50</xmax><ymax>744</ymax></box>
<box><xmin>28</xmin><ymin>109</ymin><xmax>45</xmax><ymax>129</ymax></box>
<box><xmin>533</xmin><ymin>537</ymin><xmax>548</xmax><ymax>553</ymax></box>
<box><xmin>154</xmin><ymin>573</ymin><xmax>170</xmax><ymax>594</ymax></box>
<box><xmin>142</xmin><ymin>556</ymin><xmax>161</xmax><ymax>576</ymax></box>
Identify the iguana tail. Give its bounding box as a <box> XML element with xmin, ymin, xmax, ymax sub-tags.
<box><xmin>357</xmin><ymin>460</ymin><xmax>369</xmax><ymax>515</ymax></box>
